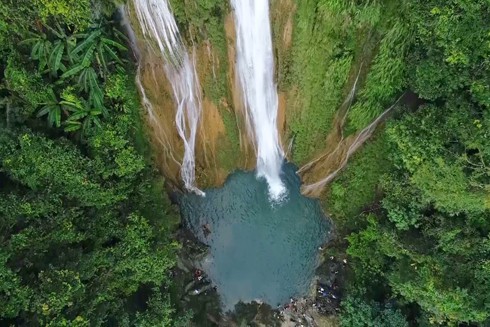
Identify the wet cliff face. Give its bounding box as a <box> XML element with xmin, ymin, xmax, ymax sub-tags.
<box><xmin>128</xmin><ymin>0</ymin><xmax>406</xmax><ymax>196</ymax></box>
<box><xmin>126</xmin><ymin>1</ymin><xmax>254</xmax><ymax>190</ymax></box>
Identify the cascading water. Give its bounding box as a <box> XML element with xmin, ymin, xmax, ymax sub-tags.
<box><xmin>301</xmin><ymin>96</ymin><xmax>403</xmax><ymax>196</ymax></box>
<box><xmin>130</xmin><ymin>0</ymin><xmax>204</xmax><ymax>196</ymax></box>
<box><xmin>231</xmin><ymin>0</ymin><xmax>286</xmax><ymax>201</ymax></box>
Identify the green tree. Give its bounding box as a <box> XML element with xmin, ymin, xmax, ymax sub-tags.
<box><xmin>340</xmin><ymin>297</ymin><xmax>408</xmax><ymax>327</ymax></box>
<box><xmin>0</xmin><ymin>1</ymin><xmax>184</xmax><ymax>326</ymax></box>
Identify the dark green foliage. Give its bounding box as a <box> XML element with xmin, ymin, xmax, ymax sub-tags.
<box><xmin>335</xmin><ymin>0</ymin><xmax>490</xmax><ymax>325</ymax></box>
<box><xmin>0</xmin><ymin>96</ymin><xmax>181</xmax><ymax>326</ymax></box>
<box><xmin>0</xmin><ymin>1</ymin><xmax>183</xmax><ymax>326</ymax></box>
<box><xmin>4</xmin><ymin>11</ymin><xmax>128</xmax><ymax>135</ymax></box>
<box><xmin>340</xmin><ymin>296</ymin><xmax>408</xmax><ymax>327</ymax></box>
<box><xmin>3</xmin><ymin>56</ymin><xmax>51</xmax><ymax>121</ymax></box>
<box><xmin>326</xmin><ymin>131</ymin><xmax>392</xmax><ymax>232</ymax></box>
<box><xmin>407</xmin><ymin>0</ymin><xmax>490</xmax><ymax>103</ymax></box>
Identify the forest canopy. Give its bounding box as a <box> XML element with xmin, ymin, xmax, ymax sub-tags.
<box><xmin>327</xmin><ymin>0</ymin><xmax>490</xmax><ymax>325</ymax></box>
<box><xmin>0</xmin><ymin>0</ymin><xmax>489</xmax><ymax>326</ymax></box>
<box><xmin>0</xmin><ymin>0</ymin><xmax>186</xmax><ymax>326</ymax></box>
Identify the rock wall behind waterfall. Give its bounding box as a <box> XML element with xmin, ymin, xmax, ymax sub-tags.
<box><xmin>126</xmin><ymin>1</ymin><xmax>255</xmax><ymax>189</ymax></box>
<box><xmin>128</xmin><ymin>0</ymin><xmax>407</xmax><ymax>196</ymax></box>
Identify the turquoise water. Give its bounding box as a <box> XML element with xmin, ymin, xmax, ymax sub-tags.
<box><xmin>180</xmin><ymin>164</ymin><xmax>331</xmax><ymax>310</ymax></box>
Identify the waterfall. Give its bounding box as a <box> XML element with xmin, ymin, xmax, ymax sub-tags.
<box><xmin>130</xmin><ymin>0</ymin><xmax>204</xmax><ymax>196</ymax></box>
<box><xmin>231</xmin><ymin>0</ymin><xmax>286</xmax><ymax>201</ymax></box>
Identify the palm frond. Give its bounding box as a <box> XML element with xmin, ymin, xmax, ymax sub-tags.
<box><xmin>60</xmin><ymin>64</ymin><xmax>86</xmax><ymax>79</ymax></box>
<box><xmin>71</xmin><ymin>29</ymin><xmax>102</xmax><ymax>56</ymax></box>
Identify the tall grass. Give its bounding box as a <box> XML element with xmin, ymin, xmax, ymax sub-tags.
<box><xmin>346</xmin><ymin>21</ymin><xmax>410</xmax><ymax>132</ymax></box>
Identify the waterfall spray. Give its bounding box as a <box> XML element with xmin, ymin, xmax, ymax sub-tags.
<box><xmin>232</xmin><ymin>0</ymin><xmax>286</xmax><ymax>201</ymax></box>
<box><xmin>130</xmin><ymin>0</ymin><xmax>204</xmax><ymax>196</ymax></box>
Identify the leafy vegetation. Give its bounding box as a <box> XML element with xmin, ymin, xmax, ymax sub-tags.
<box><xmin>286</xmin><ymin>0</ymin><xmax>408</xmax><ymax>164</ymax></box>
<box><xmin>0</xmin><ymin>0</ymin><xmax>185</xmax><ymax>325</ymax></box>
<box><xmin>345</xmin><ymin>20</ymin><xmax>409</xmax><ymax>132</ymax></box>
<box><xmin>324</xmin><ymin>131</ymin><xmax>391</xmax><ymax>232</ymax></box>
<box><xmin>340</xmin><ymin>296</ymin><xmax>408</xmax><ymax>327</ymax></box>
<box><xmin>1</xmin><ymin>0</ymin><xmax>489</xmax><ymax>326</ymax></box>
<box><xmin>323</xmin><ymin>0</ymin><xmax>490</xmax><ymax>326</ymax></box>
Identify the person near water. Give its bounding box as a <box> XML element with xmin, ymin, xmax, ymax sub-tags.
<box><xmin>202</xmin><ymin>223</ymin><xmax>211</xmax><ymax>237</ymax></box>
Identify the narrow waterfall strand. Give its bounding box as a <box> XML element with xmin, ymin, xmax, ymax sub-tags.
<box><xmin>232</xmin><ymin>0</ymin><xmax>286</xmax><ymax>201</ymax></box>
<box><xmin>132</xmin><ymin>0</ymin><xmax>204</xmax><ymax>196</ymax></box>
<box><xmin>302</xmin><ymin>96</ymin><xmax>403</xmax><ymax>195</ymax></box>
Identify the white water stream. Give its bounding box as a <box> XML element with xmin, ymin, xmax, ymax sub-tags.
<box><xmin>301</xmin><ymin>96</ymin><xmax>403</xmax><ymax>195</ymax></box>
<box><xmin>131</xmin><ymin>0</ymin><xmax>204</xmax><ymax>196</ymax></box>
<box><xmin>231</xmin><ymin>0</ymin><xmax>286</xmax><ymax>201</ymax></box>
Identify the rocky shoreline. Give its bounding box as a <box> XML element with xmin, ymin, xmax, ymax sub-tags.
<box><xmin>171</xmin><ymin>228</ymin><xmax>346</xmax><ymax>326</ymax></box>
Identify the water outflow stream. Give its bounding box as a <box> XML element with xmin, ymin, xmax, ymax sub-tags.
<box><xmin>232</xmin><ymin>0</ymin><xmax>286</xmax><ymax>201</ymax></box>
<box><xmin>131</xmin><ymin>0</ymin><xmax>204</xmax><ymax>195</ymax></box>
